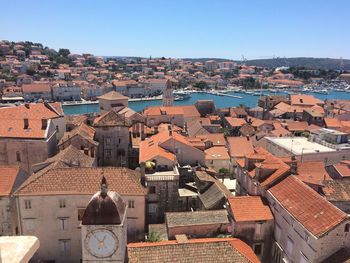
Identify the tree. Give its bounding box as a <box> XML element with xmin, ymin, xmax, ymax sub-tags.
<box><xmin>146</xmin><ymin>231</ymin><xmax>161</xmax><ymax>242</ymax></box>
<box><xmin>26</xmin><ymin>67</ymin><xmax>36</xmax><ymax>76</ymax></box>
<box><xmin>58</xmin><ymin>48</ymin><xmax>70</xmax><ymax>58</ymax></box>
<box><xmin>194</xmin><ymin>81</ymin><xmax>209</xmax><ymax>90</ymax></box>
<box><xmin>218</xmin><ymin>167</ymin><xmax>229</xmax><ymax>183</ymax></box>
<box><xmin>219</xmin><ymin>168</ymin><xmax>229</xmax><ymax>174</ymax></box>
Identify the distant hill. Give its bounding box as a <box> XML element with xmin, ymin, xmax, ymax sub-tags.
<box><xmin>242</xmin><ymin>57</ymin><xmax>350</xmax><ymax>71</ymax></box>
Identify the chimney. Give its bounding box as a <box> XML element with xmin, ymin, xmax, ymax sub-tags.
<box><xmin>24</xmin><ymin>118</ymin><xmax>29</xmax><ymax>129</ymax></box>
<box><xmin>246</xmin><ymin>135</ymin><xmax>250</xmax><ymax>141</ymax></box>
<box><xmin>84</xmin><ymin>148</ymin><xmax>89</xmax><ymax>156</ymax></box>
<box><xmin>24</xmin><ymin>103</ymin><xmax>30</xmax><ymax>109</ymax></box>
<box><xmin>41</xmin><ymin>119</ymin><xmax>48</xmax><ymax>130</ymax></box>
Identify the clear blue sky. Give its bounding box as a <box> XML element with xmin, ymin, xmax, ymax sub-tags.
<box><xmin>1</xmin><ymin>0</ymin><xmax>349</xmax><ymax>59</ymax></box>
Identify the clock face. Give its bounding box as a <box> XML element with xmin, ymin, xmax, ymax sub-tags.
<box><xmin>85</xmin><ymin>228</ymin><xmax>119</xmax><ymax>258</ymax></box>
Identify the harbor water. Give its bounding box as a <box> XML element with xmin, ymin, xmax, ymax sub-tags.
<box><xmin>62</xmin><ymin>91</ymin><xmax>350</xmax><ymax>115</ymax></box>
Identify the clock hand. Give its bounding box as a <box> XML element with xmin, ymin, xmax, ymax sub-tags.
<box><xmin>93</xmin><ymin>234</ymin><xmax>102</xmax><ymax>243</ymax></box>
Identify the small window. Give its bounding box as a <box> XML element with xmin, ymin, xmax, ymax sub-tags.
<box><xmin>253</xmin><ymin>243</ymin><xmax>263</xmax><ymax>255</ymax></box>
<box><xmin>117</xmin><ymin>149</ymin><xmax>125</xmax><ymax>156</ymax></box>
<box><xmin>255</xmin><ymin>222</ymin><xmax>263</xmax><ymax>236</ymax></box>
<box><xmin>77</xmin><ymin>208</ymin><xmax>85</xmax><ymax>221</ymax></box>
<box><xmin>24</xmin><ymin>200</ymin><xmax>31</xmax><ymax>209</ymax></box>
<box><xmin>59</xmin><ymin>218</ymin><xmax>68</xmax><ymax>230</ymax></box>
<box><xmin>105</xmin><ymin>137</ymin><xmax>112</xmax><ymax>145</ymax></box>
<box><xmin>105</xmin><ymin>149</ymin><xmax>112</xmax><ymax>158</ymax></box>
<box><xmin>16</xmin><ymin>151</ymin><xmax>21</xmax><ymax>162</ymax></box>
<box><xmin>59</xmin><ymin>239</ymin><xmax>71</xmax><ymax>254</ymax></box>
<box><xmin>59</xmin><ymin>199</ymin><xmax>66</xmax><ymax>208</ymax></box>
<box><xmin>128</xmin><ymin>200</ymin><xmax>135</xmax><ymax>208</ymax></box>
<box><xmin>56</xmin><ymin>125</ymin><xmax>59</xmax><ymax>132</ymax></box>
<box><xmin>345</xmin><ymin>224</ymin><xmax>350</xmax><ymax>232</ymax></box>
<box><xmin>149</xmin><ymin>186</ymin><xmax>156</xmax><ymax>194</ymax></box>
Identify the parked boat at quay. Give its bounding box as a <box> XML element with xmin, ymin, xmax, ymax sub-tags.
<box><xmin>62</xmin><ymin>90</ymin><xmax>350</xmax><ymax>115</ymax></box>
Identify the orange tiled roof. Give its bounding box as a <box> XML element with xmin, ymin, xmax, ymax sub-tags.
<box><xmin>59</xmin><ymin>123</ymin><xmax>97</xmax><ymax>146</ymax></box>
<box><xmin>226</xmin><ymin>137</ymin><xmax>254</xmax><ymax>158</ymax></box>
<box><xmin>22</xmin><ymin>82</ymin><xmax>51</xmax><ymax>93</ymax></box>
<box><xmin>0</xmin><ymin>166</ymin><xmax>20</xmax><ymax>196</ymax></box>
<box><xmin>0</xmin><ymin>103</ymin><xmax>61</xmax><ymax>139</ymax></box>
<box><xmin>16</xmin><ymin>167</ymin><xmax>146</xmax><ymax>196</ymax></box>
<box><xmin>144</xmin><ymin>106</ymin><xmax>183</xmax><ymax>116</ymax></box>
<box><xmin>269</xmin><ymin>176</ymin><xmax>347</xmax><ymax>237</ymax></box>
<box><xmin>274</xmin><ymin>102</ymin><xmax>304</xmax><ymax>113</ymax></box>
<box><xmin>196</xmin><ymin>133</ymin><xmax>226</xmax><ymax>146</ymax></box>
<box><xmin>139</xmin><ymin>130</ymin><xmax>192</xmax><ymax>163</ymax></box>
<box><xmin>228</xmin><ymin>196</ymin><xmax>273</xmax><ymax>222</ymax></box>
<box><xmin>333</xmin><ymin>164</ymin><xmax>350</xmax><ymax>178</ymax></box>
<box><xmin>225</xmin><ymin>117</ymin><xmax>247</xmax><ymax>127</ymax></box>
<box><xmin>205</xmin><ymin>146</ymin><xmax>230</xmax><ymax>160</ymax></box>
<box><xmin>128</xmin><ymin>237</ymin><xmax>260</xmax><ymax>263</ymax></box>
<box><xmin>296</xmin><ymin>161</ymin><xmax>331</xmax><ymax>186</ymax></box>
<box><xmin>139</xmin><ymin>139</ymin><xmax>176</xmax><ymax>163</ymax></box>
<box><xmin>290</xmin><ymin>94</ymin><xmax>324</xmax><ymax>106</ymax></box>
<box><xmin>98</xmin><ymin>90</ymin><xmax>128</xmax><ymax>100</ymax></box>
<box><xmin>285</xmin><ymin>121</ymin><xmax>309</xmax><ymax>132</ymax></box>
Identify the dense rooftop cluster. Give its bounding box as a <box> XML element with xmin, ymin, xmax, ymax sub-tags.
<box><xmin>1</xmin><ymin>40</ymin><xmax>350</xmax><ymax>263</ymax></box>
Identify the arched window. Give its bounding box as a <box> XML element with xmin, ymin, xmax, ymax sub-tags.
<box><xmin>345</xmin><ymin>224</ymin><xmax>350</xmax><ymax>233</ymax></box>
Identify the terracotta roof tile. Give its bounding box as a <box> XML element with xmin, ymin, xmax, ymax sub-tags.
<box><xmin>59</xmin><ymin>123</ymin><xmax>98</xmax><ymax>146</ymax></box>
<box><xmin>285</xmin><ymin>121</ymin><xmax>309</xmax><ymax>132</ymax></box>
<box><xmin>0</xmin><ymin>166</ymin><xmax>20</xmax><ymax>196</ymax></box>
<box><xmin>290</xmin><ymin>94</ymin><xmax>324</xmax><ymax>106</ymax></box>
<box><xmin>98</xmin><ymin>90</ymin><xmax>128</xmax><ymax>100</ymax></box>
<box><xmin>323</xmin><ymin>179</ymin><xmax>350</xmax><ymax>202</ymax></box>
<box><xmin>333</xmin><ymin>164</ymin><xmax>350</xmax><ymax>178</ymax></box>
<box><xmin>15</xmin><ymin>167</ymin><xmax>146</xmax><ymax>196</ymax></box>
<box><xmin>205</xmin><ymin>146</ymin><xmax>230</xmax><ymax>160</ymax></box>
<box><xmin>143</xmin><ymin>105</ymin><xmax>200</xmax><ymax>118</ymax></box>
<box><xmin>296</xmin><ymin>161</ymin><xmax>331</xmax><ymax>186</ymax></box>
<box><xmin>226</xmin><ymin>137</ymin><xmax>254</xmax><ymax>158</ymax></box>
<box><xmin>228</xmin><ymin>196</ymin><xmax>273</xmax><ymax>222</ymax></box>
<box><xmin>196</xmin><ymin>133</ymin><xmax>226</xmax><ymax>146</ymax></box>
<box><xmin>166</xmin><ymin>210</ymin><xmax>229</xmax><ymax>227</ymax></box>
<box><xmin>0</xmin><ymin>103</ymin><xmax>62</xmax><ymax>139</ymax></box>
<box><xmin>22</xmin><ymin>82</ymin><xmax>51</xmax><ymax>93</ymax></box>
<box><xmin>128</xmin><ymin>237</ymin><xmax>260</xmax><ymax>263</ymax></box>
<box><xmin>269</xmin><ymin>176</ymin><xmax>347</xmax><ymax>237</ymax></box>
<box><xmin>225</xmin><ymin>117</ymin><xmax>247</xmax><ymax>127</ymax></box>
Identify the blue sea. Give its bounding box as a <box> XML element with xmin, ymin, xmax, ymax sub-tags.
<box><xmin>62</xmin><ymin>91</ymin><xmax>350</xmax><ymax>115</ymax></box>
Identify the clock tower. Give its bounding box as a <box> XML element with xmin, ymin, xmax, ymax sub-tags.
<box><xmin>162</xmin><ymin>79</ymin><xmax>174</xmax><ymax>107</ymax></box>
<box><xmin>81</xmin><ymin>177</ymin><xmax>127</xmax><ymax>262</ymax></box>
